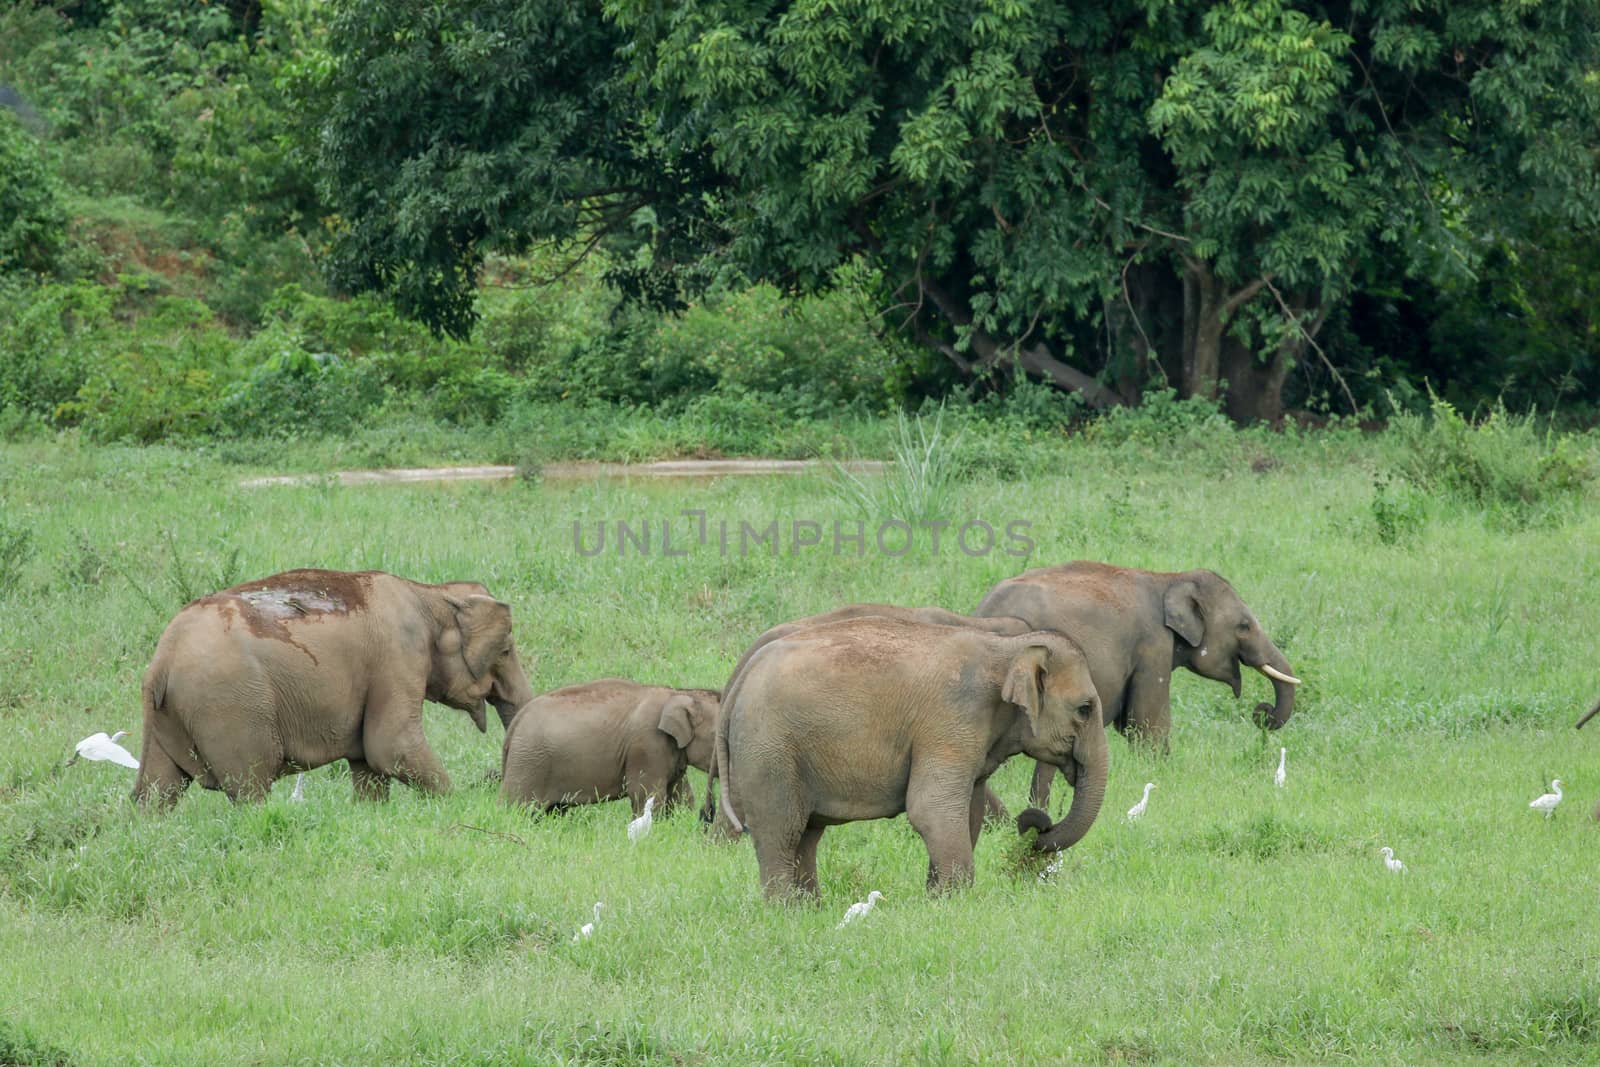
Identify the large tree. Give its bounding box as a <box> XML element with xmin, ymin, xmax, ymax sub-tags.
<box><xmin>316</xmin><ymin>0</ymin><xmax>1600</xmax><ymax>419</ymax></box>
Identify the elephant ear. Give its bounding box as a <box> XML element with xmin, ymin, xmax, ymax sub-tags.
<box><xmin>444</xmin><ymin>594</ymin><xmax>513</xmax><ymax>678</ymax></box>
<box><xmin>1002</xmin><ymin>645</ymin><xmax>1051</xmax><ymax>731</ymax></box>
<box><xmin>657</xmin><ymin>693</ymin><xmax>696</xmax><ymax>749</ymax></box>
<box><xmin>1163</xmin><ymin>580</ymin><xmax>1205</xmax><ymax>648</ymax></box>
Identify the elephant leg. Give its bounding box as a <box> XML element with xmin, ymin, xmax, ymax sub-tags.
<box><xmin>661</xmin><ymin>774</ymin><xmax>694</xmax><ymax>818</ymax></box>
<box><xmin>907</xmin><ymin>769</ymin><xmax>977</xmax><ymax>893</ymax></box>
<box><xmin>132</xmin><ymin>740</ymin><xmax>191</xmax><ymax>811</ymax></box>
<box><xmin>349</xmin><ymin>758</ymin><xmax>391</xmax><ymax>802</ymax></box>
<box><xmin>1123</xmin><ymin>664</ymin><xmax>1174</xmax><ymax>753</ymax></box>
<box><xmin>753</xmin><ymin>832</ymin><xmax>808</xmax><ymax>900</ymax></box>
<box><xmin>1029</xmin><ymin>760</ymin><xmax>1057</xmax><ymax>809</ymax></box>
<box><xmin>795</xmin><ymin>824</ymin><xmax>825</xmax><ymax>897</ymax></box>
<box><xmin>363</xmin><ymin>693</ymin><xmax>451</xmax><ymax>794</ymax></box>
<box><xmin>750</xmin><ymin>794</ymin><xmax>811</xmax><ymax>901</ymax></box>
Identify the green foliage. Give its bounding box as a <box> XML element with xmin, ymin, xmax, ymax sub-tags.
<box><xmin>219</xmin><ymin>326</ymin><xmax>387</xmax><ymax>438</ymax></box>
<box><xmin>0</xmin><ymin>1019</ymin><xmax>73</xmax><ymax>1067</ymax></box>
<box><xmin>1083</xmin><ymin>388</ymin><xmax>1235</xmax><ymax>448</ymax></box>
<box><xmin>58</xmin><ymin>297</ymin><xmax>238</xmax><ymax>442</ymax></box>
<box><xmin>1390</xmin><ymin>395</ymin><xmax>1594</xmax><ymax>527</ymax></box>
<box><xmin>1368</xmin><ymin>473</ymin><xmax>1428</xmax><ymax>546</ymax></box>
<box><xmin>649</xmin><ymin>275</ymin><xmax>902</xmax><ymax>416</ymax></box>
<box><xmin>0</xmin><ymin>114</ymin><xmax>67</xmax><ymax>275</ymax></box>
<box><xmin>312</xmin><ymin>0</ymin><xmax>665</xmax><ymax>337</ymax></box>
<box><xmin>0</xmin><ymin>279</ymin><xmax>114</xmax><ymax>418</ymax></box>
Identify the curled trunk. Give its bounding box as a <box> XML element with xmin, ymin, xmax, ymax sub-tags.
<box><xmin>1252</xmin><ymin>652</ymin><xmax>1298</xmax><ymax>730</ymax></box>
<box><xmin>1016</xmin><ymin>726</ymin><xmax>1108</xmax><ymax>853</ymax></box>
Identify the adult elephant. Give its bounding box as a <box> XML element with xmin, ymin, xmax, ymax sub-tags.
<box><xmin>715</xmin><ymin>617</ymin><xmax>1108</xmax><ymax>898</ymax></box>
<box><xmin>702</xmin><ymin>603</ymin><xmax>1032</xmax><ymax>833</ymax></box>
<box><xmin>975</xmin><ymin>561</ymin><xmax>1300</xmax><ymax>806</ymax></box>
<box><xmin>500</xmin><ymin>679</ymin><xmax>719</xmax><ymax>815</ymax></box>
<box><xmin>133</xmin><ymin>569</ymin><xmax>535</xmax><ymax>808</ymax></box>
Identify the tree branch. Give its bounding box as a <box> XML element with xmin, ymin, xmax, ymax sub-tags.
<box><xmin>1264</xmin><ymin>279</ymin><xmax>1357</xmax><ymax>416</ymax></box>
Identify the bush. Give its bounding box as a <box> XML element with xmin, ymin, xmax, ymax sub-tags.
<box><xmin>1389</xmin><ymin>394</ymin><xmax>1593</xmax><ymax>526</ymax></box>
<box><xmin>1083</xmin><ymin>387</ymin><xmax>1234</xmax><ymax>447</ymax></box>
<box><xmin>0</xmin><ymin>113</ymin><xmax>67</xmax><ymax>275</ymax></box>
<box><xmin>58</xmin><ymin>296</ymin><xmax>238</xmax><ymax>441</ymax></box>
<box><xmin>647</xmin><ymin>268</ymin><xmax>903</xmax><ymax>415</ymax></box>
<box><xmin>0</xmin><ymin>279</ymin><xmax>115</xmax><ymax>418</ymax></box>
<box><xmin>219</xmin><ymin>324</ymin><xmax>387</xmax><ymax>438</ymax></box>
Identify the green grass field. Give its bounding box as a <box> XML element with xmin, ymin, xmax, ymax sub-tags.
<box><xmin>2</xmin><ymin>429</ymin><xmax>1598</xmax><ymax>1065</ymax></box>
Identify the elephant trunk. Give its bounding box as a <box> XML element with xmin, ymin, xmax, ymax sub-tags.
<box><xmin>1017</xmin><ymin>726</ymin><xmax>1108</xmax><ymax>853</ymax></box>
<box><xmin>1252</xmin><ymin>650</ymin><xmax>1298</xmax><ymax>730</ymax></box>
<box><xmin>491</xmin><ymin>651</ymin><xmax>537</xmax><ymax>731</ymax></box>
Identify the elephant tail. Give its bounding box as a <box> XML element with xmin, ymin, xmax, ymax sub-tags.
<box><xmin>1577</xmin><ymin>697</ymin><xmax>1600</xmax><ymax>730</ymax></box>
<box><xmin>715</xmin><ymin>693</ymin><xmax>743</xmax><ymax>836</ymax></box>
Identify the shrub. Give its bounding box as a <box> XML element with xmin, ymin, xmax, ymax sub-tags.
<box><xmin>58</xmin><ymin>296</ymin><xmax>237</xmax><ymax>441</ymax></box>
<box><xmin>1389</xmin><ymin>394</ymin><xmax>1593</xmax><ymax>526</ymax></box>
<box><xmin>0</xmin><ymin>279</ymin><xmax>115</xmax><ymax>418</ymax></box>
<box><xmin>832</xmin><ymin>407</ymin><xmax>965</xmax><ymax>524</ymax></box>
<box><xmin>1082</xmin><ymin>387</ymin><xmax>1234</xmax><ymax>447</ymax></box>
<box><xmin>648</xmin><ymin>268</ymin><xmax>903</xmax><ymax>415</ymax></box>
<box><xmin>0</xmin><ymin>113</ymin><xmax>67</xmax><ymax>275</ymax></box>
<box><xmin>219</xmin><ymin>324</ymin><xmax>386</xmax><ymax>438</ymax></box>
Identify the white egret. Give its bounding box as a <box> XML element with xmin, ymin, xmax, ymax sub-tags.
<box><xmin>1274</xmin><ymin>747</ymin><xmax>1287</xmax><ymax>789</ymax></box>
<box><xmin>628</xmin><ymin>796</ymin><xmax>656</xmax><ymax>843</ymax></box>
<box><xmin>70</xmin><ymin>731</ymin><xmax>139</xmax><ymax>770</ymax></box>
<box><xmin>837</xmin><ymin>890</ymin><xmax>883</xmax><ymax>928</ymax></box>
<box><xmin>573</xmin><ymin>901</ymin><xmax>604</xmax><ymax>941</ymax></box>
<box><xmin>1379</xmin><ymin>846</ymin><xmax>1405</xmax><ymax>873</ymax></box>
<box><xmin>1529</xmin><ymin>779</ymin><xmax>1563</xmax><ymax>818</ymax></box>
<box><xmin>1126</xmin><ymin>782</ymin><xmax>1155</xmax><ymax>821</ymax></box>
<box><xmin>290</xmin><ymin>774</ymin><xmax>305</xmax><ymax>802</ymax></box>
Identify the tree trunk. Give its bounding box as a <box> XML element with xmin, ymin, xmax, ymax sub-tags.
<box><xmin>1179</xmin><ymin>257</ymin><xmax>1269</xmax><ymax>406</ymax></box>
<box><xmin>1219</xmin><ymin>290</ymin><xmax>1328</xmax><ymax>423</ymax></box>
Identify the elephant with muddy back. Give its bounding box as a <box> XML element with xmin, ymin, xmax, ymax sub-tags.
<box><xmin>715</xmin><ymin>617</ymin><xmax>1109</xmax><ymax>899</ymax></box>
<box><xmin>500</xmin><ymin>679</ymin><xmax>719</xmax><ymax>815</ymax></box>
<box><xmin>975</xmin><ymin>561</ymin><xmax>1300</xmax><ymax>807</ymax></box>
<box><xmin>701</xmin><ymin>603</ymin><xmax>1033</xmax><ymax>833</ymax></box>
<box><xmin>133</xmin><ymin>569</ymin><xmax>535</xmax><ymax>807</ymax></box>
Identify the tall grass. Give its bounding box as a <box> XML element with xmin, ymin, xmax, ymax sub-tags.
<box><xmin>1</xmin><ymin>430</ymin><xmax>1598</xmax><ymax>1064</ymax></box>
<box><xmin>830</xmin><ymin>407</ymin><xmax>966</xmax><ymax>524</ymax></box>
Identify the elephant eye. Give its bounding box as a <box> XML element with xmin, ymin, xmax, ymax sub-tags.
<box><xmin>1076</xmin><ymin>701</ymin><xmax>1095</xmax><ymax>719</ymax></box>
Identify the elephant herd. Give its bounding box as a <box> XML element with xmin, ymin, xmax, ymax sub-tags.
<box><xmin>131</xmin><ymin>561</ymin><xmax>1302</xmax><ymax>899</ymax></box>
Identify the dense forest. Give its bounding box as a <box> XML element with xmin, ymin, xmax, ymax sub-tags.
<box><xmin>2</xmin><ymin>0</ymin><xmax>1599</xmax><ymax>447</ymax></box>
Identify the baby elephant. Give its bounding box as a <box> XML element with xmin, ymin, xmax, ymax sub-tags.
<box><xmin>717</xmin><ymin>617</ymin><xmax>1109</xmax><ymax>899</ymax></box>
<box><xmin>501</xmin><ymin>679</ymin><xmax>720</xmax><ymax>815</ymax></box>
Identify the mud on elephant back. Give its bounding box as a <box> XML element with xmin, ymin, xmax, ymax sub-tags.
<box><xmin>975</xmin><ymin>561</ymin><xmax>1301</xmax><ymax>808</ymax></box>
<box><xmin>714</xmin><ymin>616</ymin><xmax>1109</xmax><ymax>900</ymax></box>
<box><xmin>132</xmin><ymin>569</ymin><xmax>536</xmax><ymax>807</ymax></box>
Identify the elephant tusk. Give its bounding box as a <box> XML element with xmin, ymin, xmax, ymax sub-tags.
<box><xmin>1260</xmin><ymin>664</ymin><xmax>1301</xmax><ymax>686</ymax></box>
